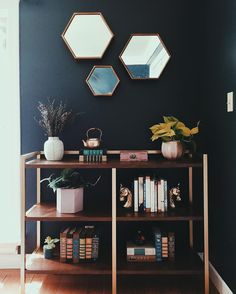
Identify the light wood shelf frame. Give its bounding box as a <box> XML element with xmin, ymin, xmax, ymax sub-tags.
<box><xmin>20</xmin><ymin>150</ymin><xmax>209</xmax><ymax>294</ymax></box>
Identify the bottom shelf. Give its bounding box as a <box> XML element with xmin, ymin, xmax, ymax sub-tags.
<box><xmin>26</xmin><ymin>248</ymin><xmax>111</xmax><ymax>275</ymax></box>
<box><xmin>117</xmin><ymin>251</ymin><xmax>203</xmax><ymax>275</ymax></box>
<box><xmin>26</xmin><ymin>249</ymin><xmax>203</xmax><ymax>276</ymax></box>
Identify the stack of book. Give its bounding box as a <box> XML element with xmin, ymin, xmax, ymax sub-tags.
<box><xmin>79</xmin><ymin>149</ymin><xmax>107</xmax><ymax>162</ymax></box>
<box><xmin>133</xmin><ymin>176</ymin><xmax>168</xmax><ymax>213</ymax></box>
<box><xmin>60</xmin><ymin>225</ymin><xmax>99</xmax><ymax>263</ymax></box>
<box><xmin>126</xmin><ymin>242</ymin><xmax>156</xmax><ymax>262</ymax></box>
<box><xmin>153</xmin><ymin>228</ymin><xmax>175</xmax><ymax>261</ymax></box>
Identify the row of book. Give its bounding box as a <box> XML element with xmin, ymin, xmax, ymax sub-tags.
<box><xmin>126</xmin><ymin>229</ymin><xmax>175</xmax><ymax>262</ymax></box>
<box><xmin>60</xmin><ymin>225</ymin><xmax>99</xmax><ymax>263</ymax></box>
<box><xmin>133</xmin><ymin>176</ymin><xmax>168</xmax><ymax>213</ymax></box>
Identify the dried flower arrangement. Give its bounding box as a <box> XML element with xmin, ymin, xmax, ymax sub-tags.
<box><xmin>35</xmin><ymin>99</ymin><xmax>75</xmax><ymax>137</ymax></box>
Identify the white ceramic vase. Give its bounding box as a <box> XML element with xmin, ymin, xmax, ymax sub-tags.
<box><xmin>56</xmin><ymin>188</ymin><xmax>84</xmax><ymax>213</ymax></box>
<box><xmin>161</xmin><ymin>141</ymin><xmax>184</xmax><ymax>160</ymax></box>
<box><xmin>44</xmin><ymin>137</ymin><xmax>64</xmax><ymax>161</ymax></box>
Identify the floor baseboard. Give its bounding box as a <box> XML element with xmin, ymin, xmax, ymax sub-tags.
<box><xmin>0</xmin><ymin>255</ymin><xmax>21</xmax><ymax>269</ymax></box>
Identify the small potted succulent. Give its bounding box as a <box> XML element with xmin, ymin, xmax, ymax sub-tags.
<box><xmin>35</xmin><ymin>99</ymin><xmax>76</xmax><ymax>161</ymax></box>
<box><xmin>150</xmin><ymin>116</ymin><xmax>199</xmax><ymax>160</ymax></box>
<box><xmin>41</xmin><ymin>169</ymin><xmax>101</xmax><ymax>213</ymax></box>
<box><xmin>43</xmin><ymin>236</ymin><xmax>59</xmax><ymax>259</ymax></box>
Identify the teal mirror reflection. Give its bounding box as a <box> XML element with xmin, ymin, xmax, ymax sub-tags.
<box><xmin>120</xmin><ymin>34</ymin><xmax>171</xmax><ymax>80</ymax></box>
<box><xmin>86</xmin><ymin>66</ymin><xmax>120</xmax><ymax>96</ymax></box>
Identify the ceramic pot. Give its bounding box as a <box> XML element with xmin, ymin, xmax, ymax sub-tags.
<box><xmin>44</xmin><ymin>137</ymin><xmax>64</xmax><ymax>161</ymax></box>
<box><xmin>56</xmin><ymin>188</ymin><xmax>84</xmax><ymax>213</ymax></box>
<box><xmin>43</xmin><ymin>247</ymin><xmax>54</xmax><ymax>259</ymax></box>
<box><xmin>161</xmin><ymin>141</ymin><xmax>184</xmax><ymax>160</ymax></box>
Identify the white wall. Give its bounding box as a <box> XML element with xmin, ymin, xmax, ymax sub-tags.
<box><xmin>0</xmin><ymin>0</ymin><xmax>20</xmax><ymax>245</ymax></box>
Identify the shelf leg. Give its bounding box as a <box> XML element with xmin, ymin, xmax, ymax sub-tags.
<box><xmin>112</xmin><ymin>168</ymin><xmax>117</xmax><ymax>294</ymax></box>
<box><xmin>20</xmin><ymin>156</ymin><xmax>26</xmax><ymax>294</ymax></box>
<box><xmin>189</xmin><ymin>167</ymin><xmax>193</xmax><ymax>248</ymax></box>
<box><xmin>203</xmin><ymin>154</ymin><xmax>209</xmax><ymax>294</ymax></box>
<box><xmin>36</xmin><ymin>154</ymin><xmax>41</xmax><ymax>248</ymax></box>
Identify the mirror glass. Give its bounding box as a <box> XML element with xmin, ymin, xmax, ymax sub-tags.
<box><xmin>62</xmin><ymin>13</ymin><xmax>114</xmax><ymax>59</ymax></box>
<box><xmin>86</xmin><ymin>66</ymin><xmax>120</xmax><ymax>96</ymax></box>
<box><xmin>120</xmin><ymin>34</ymin><xmax>170</xmax><ymax>79</ymax></box>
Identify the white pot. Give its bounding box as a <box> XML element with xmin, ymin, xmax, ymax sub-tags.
<box><xmin>44</xmin><ymin>137</ymin><xmax>64</xmax><ymax>161</ymax></box>
<box><xmin>161</xmin><ymin>141</ymin><xmax>184</xmax><ymax>160</ymax></box>
<box><xmin>56</xmin><ymin>188</ymin><xmax>84</xmax><ymax>213</ymax></box>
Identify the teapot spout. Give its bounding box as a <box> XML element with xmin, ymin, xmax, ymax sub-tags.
<box><xmin>82</xmin><ymin>140</ymin><xmax>87</xmax><ymax>147</ymax></box>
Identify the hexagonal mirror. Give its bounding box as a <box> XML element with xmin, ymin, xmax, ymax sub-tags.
<box><xmin>86</xmin><ymin>66</ymin><xmax>120</xmax><ymax>96</ymax></box>
<box><xmin>120</xmin><ymin>34</ymin><xmax>170</xmax><ymax>79</ymax></box>
<box><xmin>62</xmin><ymin>12</ymin><xmax>114</xmax><ymax>59</ymax></box>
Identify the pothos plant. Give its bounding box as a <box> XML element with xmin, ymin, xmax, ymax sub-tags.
<box><xmin>41</xmin><ymin>169</ymin><xmax>101</xmax><ymax>193</ymax></box>
<box><xmin>150</xmin><ymin>116</ymin><xmax>200</xmax><ymax>152</ymax></box>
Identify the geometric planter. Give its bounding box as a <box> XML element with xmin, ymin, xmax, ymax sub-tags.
<box><xmin>56</xmin><ymin>188</ymin><xmax>84</xmax><ymax>213</ymax></box>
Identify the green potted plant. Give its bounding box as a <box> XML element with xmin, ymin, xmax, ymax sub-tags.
<box><xmin>150</xmin><ymin>116</ymin><xmax>199</xmax><ymax>160</ymax></box>
<box><xmin>41</xmin><ymin>169</ymin><xmax>101</xmax><ymax>213</ymax></box>
<box><xmin>35</xmin><ymin>99</ymin><xmax>76</xmax><ymax>161</ymax></box>
<box><xmin>43</xmin><ymin>236</ymin><xmax>59</xmax><ymax>259</ymax></box>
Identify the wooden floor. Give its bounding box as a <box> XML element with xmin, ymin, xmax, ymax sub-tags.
<box><xmin>0</xmin><ymin>270</ymin><xmax>219</xmax><ymax>294</ymax></box>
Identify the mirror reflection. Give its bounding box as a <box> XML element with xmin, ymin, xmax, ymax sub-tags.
<box><xmin>62</xmin><ymin>12</ymin><xmax>114</xmax><ymax>59</ymax></box>
<box><xmin>120</xmin><ymin>34</ymin><xmax>170</xmax><ymax>79</ymax></box>
<box><xmin>86</xmin><ymin>66</ymin><xmax>120</xmax><ymax>96</ymax></box>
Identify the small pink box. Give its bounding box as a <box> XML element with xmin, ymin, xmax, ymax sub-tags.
<box><xmin>120</xmin><ymin>150</ymin><xmax>148</xmax><ymax>161</ymax></box>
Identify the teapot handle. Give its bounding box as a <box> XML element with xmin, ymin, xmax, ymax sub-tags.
<box><xmin>86</xmin><ymin>128</ymin><xmax>103</xmax><ymax>140</ymax></box>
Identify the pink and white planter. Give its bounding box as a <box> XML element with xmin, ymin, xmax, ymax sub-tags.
<box><xmin>56</xmin><ymin>188</ymin><xmax>84</xmax><ymax>213</ymax></box>
<box><xmin>161</xmin><ymin>141</ymin><xmax>184</xmax><ymax>160</ymax></box>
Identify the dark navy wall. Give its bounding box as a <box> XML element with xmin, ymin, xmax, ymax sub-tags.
<box><xmin>203</xmin><ymin>0</ymin><xmax>236</xmax><ymax>292</ymax></box>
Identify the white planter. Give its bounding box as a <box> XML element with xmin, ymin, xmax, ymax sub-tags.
<box><xmin>56</xmin><ymin>188</ymin><xmax>84</xmax><ymax>213</ymax></box>
<box><xmin>161</xmin><ymin>141</ymin><xmax>184</xmax><ymax>160</ymax></box>
<box><xmin>44</xmin><ymin>137</ymin><xmax>64</xmax><ymax>161</ymax></box>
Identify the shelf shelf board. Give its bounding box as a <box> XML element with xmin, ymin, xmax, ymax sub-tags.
<box><xmin>25</xmin><ymin>158</ymin><xmax>202</xmax><ymax>169</ymax></box>
<box><xmin>26</xmin><ymin>204</ymin><xmax>112</xmax><ymax>222</ymax></box>
<box><xmin>117</xmin><ymin>208</ymin><xmax>203</xmax><ymax>221</ymax></box>
<box><xmin>117</xmin><ymin>251</ymin><xmax>203</xmax><ymax>275</ymax></box>
<box><xmin>26</xmin><ymin>248</ymin><xmax>111</xmax><ymax>275</ymax></box>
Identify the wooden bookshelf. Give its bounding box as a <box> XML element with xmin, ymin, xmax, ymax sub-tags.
<box><xmin>20</xmin><ymin>151</ymin><xmax>209</xmax><ymax>294</ymax></box>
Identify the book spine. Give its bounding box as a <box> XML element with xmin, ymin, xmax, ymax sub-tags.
<box><xmin>73</xmin><ymin>237</ymin><xmax>79</xmax><ymax>263</ymax></box>
<box><xmin>162</xmin><ymin>236</ymin><xmax>168</xmax><ymax>259</ymax></box>
<box><xmin>60</xmin><ymin>233</ymin><xmax>67</xmax><ymax>262</ymax></box>
<box><xmin>154</xmin><ymin>180</ymin><xmax>158</xmax><ymax>212</ymax></box>
<box><xmin>79</xmin><ymin>236</ymin><xmax>86</xmax><ymax>260</ymax></box>
<box><xmin>92</xmin><ymin>236</ymin><xmax>99</xmax><ymax>260</ymax></box>
<box><xmin>127</xmin><ymin>247</ymin><xmax>156</xmax><ymax>256</ymax></box>
<box><xmin>66</xmin><ymin>236</ymin><xmax>73</xmax><ymax>261</ymax></box>
<box><xmin>160</xmin><ymin>179</ymin><xmax>165</xmax><ymax>212</ymax></box>
<box><xmin>168</xmin><ymin>232</ymin><xmax>175</xmax><ymax>260</ymax></box>
<box><xmin>164</xmin><ymin>180</ymin><xmax>168</xmax><ymax>212</ymax></box>
<box><xmin>150</xmin><ymin>179</ymin><xmax>155</xmax><ymax>213</ymax></box>
<box><xmin>158</xmin><ymin>180</ymin><xmax>162</xmax><ymax>212</ymax></box>
<box><xmin>153</xmin><ymin>231</ymin><xmax>162</xmax><ymax>262</ymax></box>
<box><xmin>138</xmin><ymin>177</ymin><xmax>144</xmax><ymax>212</ymax></box>
<box><xmin>127</xmin><ymin>255</ymin><xmax>156</xmax><ymax>262</ymax></box>
<box><xmin>134</xmin><ymin>179</ymin><xmax>139</xmax><ymax>213</ymax></box>
<box><xmin>145</xmin><ymin>176</ymin><xmax>151</xmax><ymax>212</ymax></box>
<box><xmin>143</xmin><ymin>181</ymin><xmax>146</xmax><ymax>212</ymax></box>
<box><xmin>86</xmin><ymin>237</ymin><xmax>92</xmax><ymax>260</ymax></box>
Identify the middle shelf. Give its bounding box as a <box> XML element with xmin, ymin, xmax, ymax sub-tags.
<box><xmin>26</xmin><ymin>203</ymin><xmax>203</xmax><ymax>222</ymax></box>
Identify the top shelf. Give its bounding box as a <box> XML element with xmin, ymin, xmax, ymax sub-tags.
<box><xmin>25</xmin><ymin>157</ymin><xmax>203</xmax><ymax>169</ymax></box>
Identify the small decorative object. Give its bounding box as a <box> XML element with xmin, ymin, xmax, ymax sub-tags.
<box><xmin>86</xmin><ymin>66</ymin><xmax>120</xmax><ymax>96</ymax></box>
<box><xmin>43</xmin><ymin>236</ymin><xmax>59</xmax><ymax>259</ymax></box>
<box><xmin>150</xmin><ymin>116</ymin><xmax>199</xmax><ymax>160</ymax></box>
<box><xmin>79</xmin><ymin>149</ymin><xmax>107</xmax><ymax>163</ymax></box>
<box><xmin>61</xmin><ymin>12</ymin><xmax>114</xmax><ymax>59</ymax></box>
<box><xmin>134</xmin><ymin>230</ymin><xmax>146</xmax><ymax>245</ymax></box>
<box><xmin>35</xmin><ymin>99</ymin><xmax>76</xmax><ymax>161</ymax></box>
<box><xmin>41</xmin><ymin>169</ymin><xmax>101</xmax><ymax>213</ymax></box>
<box><xmin>82</xmin><ymin>128</ymin><xmax>102</xmax><ymax>149</ymax></box>
<box><xmin>169</xmin><ymin>183</ymin><xmax>181</xmax><ymax>209</ymax></box>
<box><xmin>120</xmin><ymin>150</ymin><xmax>148</xmax><ymax>161</ymax></box>
<box><xmin>120</xmin><ymin>34</ymin><xmax>170</xmax><ymax>79</ymax></box>
<box><xmin>119</xmin><ymin>184</ymin><xmax>132</xmax><ymax>208</ymax></box>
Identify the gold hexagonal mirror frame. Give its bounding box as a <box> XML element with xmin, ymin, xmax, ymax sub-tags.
<box><xmin>86</xmin><ymin>65</ymin><xmax>120</xmax><ymax>96</ymax></box>
<box><xmin>119</xmin><ymin>33</ymin><xmax>171</xmax><ymax>79</ymax></box>
<box><xmin>62</xmin><ymin>12</ymin><xmax>114</xmax><ymax>60</ymax></box>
